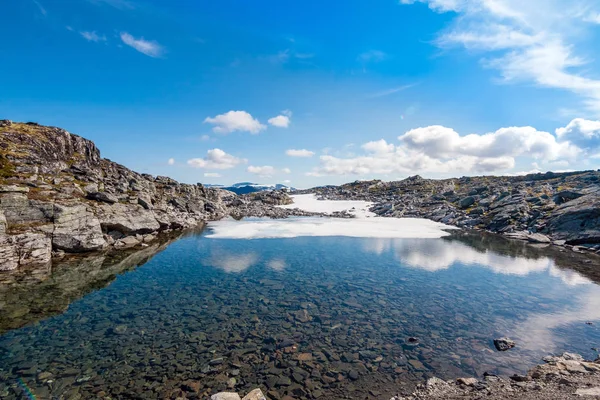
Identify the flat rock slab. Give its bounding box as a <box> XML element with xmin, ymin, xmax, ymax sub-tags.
<box><xmin>576</xmin><ymin>387</ymin><xmax>600</xmax><ymax>396</ymax></box>
<box><xmin>211</xmin><ymin>393</ymin><xmax>242</xmax><ymax>400</ymax></box>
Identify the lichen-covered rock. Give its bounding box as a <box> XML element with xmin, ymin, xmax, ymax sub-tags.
<box><xmin>0</xmin><ymin>232</ymin><xmax>51</xmax><ymax>270</ymax></box>
<box><xmin>52</xmin><ymin>204</ymin><xmax>106</xmax><ymax>252</ymax></box>
<box><xmin>96</xmin><ymin>204</ymin><xmax>161</xmax><ymax>234</ymax></box>
<box><xmin>0</xmin><ymin>235</ymin><xmax>18</xmax><ymax>270</ymax></box>
<box><xmin>0</xmin><ymin>210</ymin><xmax>6</xmax><ymax>235</ymax></box>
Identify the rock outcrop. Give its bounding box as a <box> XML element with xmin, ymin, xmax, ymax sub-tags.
<box><xmin>393</xmin><ymin>353</ymin><xmax>600</xmax><ymax>400</ymax></box>
<box><xmin>303</xmin><ymin>172</ymin><xmax>600</xmax><ymax>249</ymax></box>
<box><xmin>0</xmin><ymin>120</ymin><xmax>300</xmax><ymax>270</ymax></box>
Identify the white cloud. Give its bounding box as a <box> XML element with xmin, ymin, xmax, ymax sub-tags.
<box><xmin>362</xmin><ymin>139</ymin><xmax>395</xmax><ymax>154</ymax></box>
<box><xmin>200</xmin><ymin>134</ymin><xmax>210</xmax><ymax>141</ymax></box>
<box><xmin>358</xmin><ymin>50</ymin><xmax>388</xmax><ymax>63</ymax></box>
<box><xmin>33</xmin><ymin>0</ymin><xmax>47</xmax><ymax>16</ymax></box>
<box><xmin>247</xmin><ymin>165</ymin><xmax>276</xmax><ymax>178</ymax></box>
<box><xmin>267</xmin><ymin>50</ymin><xmax>315</xmax><ymax>64</ymax></box>
<box><xmin>584</xmin><ymin>13</ymin><xmax>600</xmax><ymax>24</ymax></box>
<box><xmin>204</xmin><ymin>111</ymin><xmax>266</xmax><ymax>134</ymax></box>
<box><xmin>286</xmin><ymin>149</ymin><xmax>315</xmax><ymax>157</ymax></box>
<box><xmin>80</xmin><ymin>31</ymin><xmax>106</xmax><ymax>42</ymax></box>
<box><xmin>308</xmin><ymin>120</ymin><xmax>590</xmax><ymax>177</ymax></box>
<box><xmin>400</xmin><ymin>0</ymin><xmax>600</xmax><ymax>115</ymax></box>
<box><xmin>282</xmin><ymin>167</ymin><xmax>292</xmax><ymax>174</ymax></box>
<box><xmin>120</xmin><ymin>32</ymin><xmax>164</xmax><ymax>58</ymax></box>
<box><xmin>283</xmin><ymin>179</ymin><xmax>291</xmax><ymax>183</ymax></box>
<box><xmin>204</xmin><ymin>172</ymin><xmax>222</xmax><ymax>178</ymax></box>
<box><xmin>167</xmin><ymin>158</ymin><xmax>175</xmax><ymax>165</ymax></box>
<box><xmin>268</xmin><ymin>114</ymin><xmax>291</xmax><ymax>128</ymax></box>
<box><xmin>399</xmin><ymin>0</ymin><xmax>462</xmax><ymax>12</ymax></box>
<box><xmin>187</xmin><ymin>149</ymin><xmax>246</xmax><ymax>170</ymax></box>
<box><xmin>555</xmin><ymin>118</ymin><xmax>600</xmax><ymax>148</ymax></box>
<box><xmin>368</xmin><ymin>83</ymin><xmax>418</xmax><ymax>98</ymax></box>
<box><xmin>87</xmin><ymin>0</ymin><xmax>135</xmax><ymax>10</ymax></box>
<box><xmin>399</xmin><ymin>125</ymin><xmax>579</xmax><ymax>161</ymax></box>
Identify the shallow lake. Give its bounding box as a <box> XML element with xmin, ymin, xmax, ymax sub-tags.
<box><xmin>2</xmin><ymin>223</ymin><xmax>600</xmax><ymax>399</ymax></box>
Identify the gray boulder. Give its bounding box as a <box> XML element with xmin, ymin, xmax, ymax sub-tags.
<box><xmin>0</xmin><ymin>235</ymin><xmax>18</xmax><ymax>270</ymax></box>
<box><xmin>548</xmin><ymin>193</ymin><xmax>600</xmax><ymax>244</ymax></box>
<box><xmin>97</xmin><ymin>204</ymin><xmax>161</xmax><ymax>234</ymax></box>
<box><xmin>52</xmin><ymin>204</ymin><xmax>107</xmax><ymax>252</ymax></box>
<box><xmin>211</xmin><ymin>393</ymin><xmax>241</xmax><ymax>400</ymax></box>
<box><xmin>242</xmin><ymin>389</ymin><xmax>267</xmax><ymax>400</ymax></box>
<box><xmin>459</xmin><ymin>196</ymin><xmax>476</xmax><ymax>209</ymax></box>
<box><xmin>527</xmin><ymin>233</ymin><xmax>551</xmax><ymax>243</ymax></box>
<box><xmin>493</xmin><ymin>337</ymin><xmax>516</xmax><ymax>351</ymax></box>
<box><xmin>114</xmin><ymin>236</ymin><xmax>141</xmax><ymax>249</ymax></box>
<box><xmin>87</xmin><ymin>191</ymin><xmax>118</xmax><ymax>204</ymax></box>
<box><xmin>0</xmin><ymin>233</ymin><xmax>51</xmax><ymax>271</ymax></box>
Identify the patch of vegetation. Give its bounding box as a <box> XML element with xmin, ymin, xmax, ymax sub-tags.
<box><xmin>7</xmin><ymin>221</ymin><xmax>48</xmax><ymax>235</ymax></box>
<box><xmin>0</xmin><ymin>153</ymin><xmax>15</xmax><ymax>179</ymax></box>
<box><xmin>6</xmin><ymin>122</ymin><xmax>50</xmax><ymax>142</ymax></box>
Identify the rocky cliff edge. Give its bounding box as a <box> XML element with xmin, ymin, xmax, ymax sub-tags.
<box><xmin>0</xmin><ymin>120</ymin><xmax>296</xmax><ymax>271</ymax></box>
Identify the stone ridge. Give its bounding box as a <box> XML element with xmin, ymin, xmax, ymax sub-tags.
<box><xmin>0</xmin><ymin>120</ymin><xmax>303</xmax><ymax>271</ymax></box>
<box><xmin>301</xmin><ymin>171</ymin><xmax>600</xmax><ymax>250</ymax></box>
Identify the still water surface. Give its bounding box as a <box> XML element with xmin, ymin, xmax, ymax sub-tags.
<box><xmin>1</xmin><ymin>227</ymin><xmax>600</xmax><ymax>399</ymax></box>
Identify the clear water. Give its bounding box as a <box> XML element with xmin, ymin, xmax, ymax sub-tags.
<box><xmin>2</xmin><ymin>228</ymin><xmax>600</xmax><ymax>399</ymax></box>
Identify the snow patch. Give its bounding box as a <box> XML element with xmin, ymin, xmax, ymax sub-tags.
<box><xmin>206</xmin><ymin>194</ymin><xmax>456</xmax><ymax>239</ymax></box>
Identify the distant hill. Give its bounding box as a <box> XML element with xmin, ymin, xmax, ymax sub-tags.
<box><xmin>205</xmin><ymin>182</ymin><xmax>295</xmax><ymax>195</ymax></box>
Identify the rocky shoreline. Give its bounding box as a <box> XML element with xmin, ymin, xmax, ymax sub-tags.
<box><xmin>300</xmin><ymin>171</ymin><xmax>600</xmax><ymax>254</ymax></box>
<box><xmin>394</xmin><ymin>353</ymin><xmax>600</xmax><ymax>400</ymax></box>
<box><xmin>0</xmin><ymin>120</ymin><xmax>323</xmax><ymax>271</ymax></box>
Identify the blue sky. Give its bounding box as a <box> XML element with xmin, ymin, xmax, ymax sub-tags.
<box><xmin>2</xmin><ymin>0</ymin><xmax>600</xmax><ymax>188</ymax></box>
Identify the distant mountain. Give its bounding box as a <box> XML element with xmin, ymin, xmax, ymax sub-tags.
<box><xmin>205</xmin><ymin>182</ymin><xmax>295</xmax><ymax>195</ymax></box>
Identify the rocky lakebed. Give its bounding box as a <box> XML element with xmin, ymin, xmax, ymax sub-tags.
<box><xmin>3</xmin><ymin>121</ymin><xmax>600</xmax><ymax>399</ymax></box>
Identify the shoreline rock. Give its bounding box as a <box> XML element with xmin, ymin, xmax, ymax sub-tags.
<box><xmin>299</xmin><ymin>172</ymin><xmax>600</xmax><ymax>253</ymax></box>
<box><xmin>0</xmin><ymin>121</ymin><xmax>316</xmax><ymax>271</ymax></box>
<box><xmin>393</xmin><ymin>353</ymin><xmax>600</xmax><ymax>400</ymax></box>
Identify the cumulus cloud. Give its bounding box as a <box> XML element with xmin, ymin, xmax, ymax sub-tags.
<box><xmin>282</xmin><ymin>167</ymin><xmax>292</xmax><ymax>174</ymax></box>
<box><xmin>80</xmin><ymin>31</ymin><xmax>106</xmax><ymax>42</ymax></box>
<box><xmin>120</xmin><ymin>32</ymin><xmax>164</xmax><ymax>57</ymax></box>
<box><xmin>268</xmin><ymin>113</ymin><xmax>291</xmax><ymax>128</ymax></box>
<box><xmin>400</xmin><ymin>0</ymin><xmax>600</xmax><ymax>114</ymax></box>
<box><xmin>247</xmin><ymin>165</ymin><xmax>276</xmax><ymax>178</ymax></box>
<box><xmin>362</xmin><ymin>139</ymin><xmax>395</xmax><ymax>154</ymax></box>
<box><xmin>187</xmin><ymin>149</ymin><xmax>246</xmax><ymax>170</ymax></box>
<box><xmin>286</xmin><ymin>149</ymin><xmax>315</xmax><ymax>157</ymax></box>
<box><xmin>555</xmin><ymin>118</ymin><xmax>600</xmax><ymax>148</ymax></box>
<box><xmin>204</xmin><ymin>111</ymin><xmax>266</xmax><ymax>134</ymax></box>
<box><xmin>204</xmin><ymin>172</ymin><xmax>222</xmax><ymax>178</ymax></box>
<box><xmin>399</xmin><ymin>125</ymin><xmax>579</xmax><ymax>161</ymax></box>
<box><xmin>308</xmin><ymin>119</ymin><xmax>592</xmax><ymax>177</ymax></box>
<box><xmin>167</xmin><ymin>158</ymin><xmax>175</xmax><ymax>165</ymax></box>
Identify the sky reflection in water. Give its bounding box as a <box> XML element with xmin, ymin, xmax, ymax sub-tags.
<box><xmin>1</xmin><ymin>229</ymin><xmax>600</xmax><ymax>399</ymax></box>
